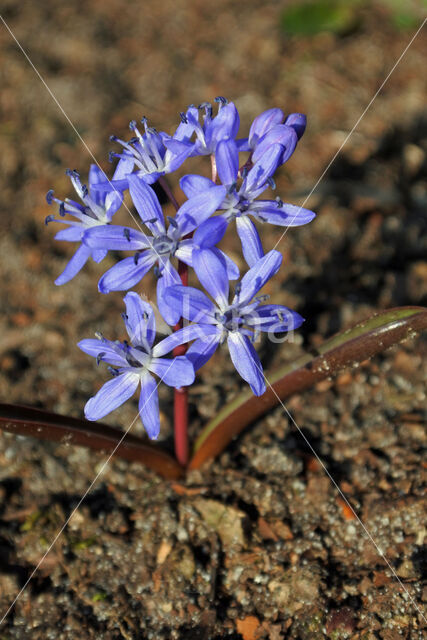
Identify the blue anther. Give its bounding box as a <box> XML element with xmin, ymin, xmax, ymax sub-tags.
<box><xmin>96</xmin><ymin>352</ymin><xmax>106</xmax><ymax>366</ymax></box>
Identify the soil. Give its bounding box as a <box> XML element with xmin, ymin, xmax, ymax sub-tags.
<box><xmin>0</xmin><ymin>1</ymin><xmax>426</xmax><ymax>638</ymax></box>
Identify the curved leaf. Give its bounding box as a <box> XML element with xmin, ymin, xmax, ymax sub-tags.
<box><xmin>189</xmin><ymin>306</ymin><xmax>427</xmax><ymax>470</ymax></box>
<box><xmin>0</xmin><ymin>404</ymin><xmax>183</xmax><ymax>480</ymax></box>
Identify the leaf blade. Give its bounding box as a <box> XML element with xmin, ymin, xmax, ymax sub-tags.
<box><xmin>0</xmin><ymin>404</ymin><xmax>183</xmax><ymax>480</ymax></box>
<box><xmin>190</xmin><ymin>306</ymin><xmax>427</xmax><ymax>469</ymax></box>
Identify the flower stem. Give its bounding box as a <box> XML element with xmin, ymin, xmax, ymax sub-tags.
<box><xmin>158</xmin><ymin>177</ymin><xmax>190</xmax><ymax>466</ymax></box>
<box><xmin>173</xmin><ymin>259</ymin><xmax>189</xmax><ymax>466</ymax></box>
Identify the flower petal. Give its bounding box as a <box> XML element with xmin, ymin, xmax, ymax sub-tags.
<box><xmin>98</xmin><ymin>253</ymin><xmax>156</xmax><ymax>293</ymax></box>
<box><xmin>163</xmin><ymin>284</ymin><xmax>217</xmax><ymax>323</ymax></box>
<box><xmin>156</xmin><ymin>262</ymin><xmax>182</xmax><ymax>325</ymax></box>
<box><xmin>148</xmin><ymin>355</ymin><xmax>195</xmax><ymax>388</ymax></box>
<box><xmin>242</xmin><ymin>144</ymin><xmax>284</xmax><ymax>195</ymax></box>
<box><xmin>85</xmin><ymin>372</ymin><xmax>139</xmax><ymax>421</ymax></box>
<box><xmin>113</xmin><ymin>156</ymin><xmax>135</xmax><ymax>180</ymax></box>
<box><xmin>252</xmin><ymin>125</ymin><xmax>298</xmax><ymax>165</ymax></box>
<box><xmin>55</xmin><ymin>244</ymin><xmax>92</xmax><ymax>285</ymax></box>
<box><xmin>88</xmin><ymin>165</ymin><xmax>109</xmax><ymax>206</ymax></box>
<box><xmin>175</xmin><ymin>185</ymin><xmax>226</xmax><ymax>235</ymax></box>
<box><xmin>193</xmin><ymin>216</ymin><xmax>228</xmax><ymax>249</ymax></box>
<box><xmin>152</xmin><ymin>323</ymin><xmax>218</xmax><ymax>357</ymax></box>
<box><xmin>54</xmin><ymin>226</ymin><xmax>83</xmax><ymax>242</ymax></box>
<box><xmin>78</xmin><ymin>338</ymin><xmax>127</xmax><ymax>367</ymax></box>
<box><xmin>246</xmin><ymin>304</ymin><xmax>304</xmax><ymax>332</ymax></box>
<box><xmin>215</xmin><ymin>139</ymin><xmax>239</xmax><ymax>186</ymax></box>
<box><xmin>238</xmin><ymin>250</ymin><xmax>282</xmax><ymax>304</ymax></box>
<box><xmin>138</xmin><ymin>372</ymin><xmax>160</xmax><ymax>439</ymax></box>
<box><xmin>193</xmin><ymin>248</ymin><xmax>229</xmax><ymax>307</ymax></box>
<box><xmin>92</xmin><ymin>249</ymin><xmax>108</xmax><ymax>263</ymax></box>
<box><xmin>206</xmin><ymin>102</ymin><xmax>240</xmax><ymax>150</ymax></box>
<box><xmin>284</xmin><ymin>113</ymin><xmax>307</xmax><ymax>140</ymax></box>
<box><xmin>123</xmin><ymin>292</ymin><xmax>156</xmax><ymax>348</ymax></box>
<box><xmin>251</xmin><ymin>201</ymin><xmax>316</xmax><ymax>227</ymax></box>
<box><xmin>186</xmin><ymin>333</ymin><xmax>221</xmax><ymax>371</ymax></box>
<box><xmin>236</xmin><ymin>216</ymin><xmax>264</xmax><ymax>267</ymax></box>
<box><xmin>128</xmin><ymin>174</ymin><xmax>165</xmax><ymax>234</ymax></box>
<box><xmin>174</xmin><ymin>239</ymin><xmax>193</xmax><ymax>266</ymax></box>
<box><xmin>83</xmin><ymin>225</ymin><xmax>150</xmax><ymax>251</ymax></box>
<box><xmin>227</xmin><ymin>332</ymin><xmax>265</xmax><ymax>396</ymax></box>
<box><xmin>179</xmin><ymin>174</ymin><xmax>216</xmax><ymax>199</ymax></box>
<box><xmin>248</xmin><ymin>108</ymin><xmax>284</xmax><ymax>148</ymax></box>
<box><xmin>215</xmin><ymin>248</ymin><xmax>240</xmax><ymax>280</ymax></box>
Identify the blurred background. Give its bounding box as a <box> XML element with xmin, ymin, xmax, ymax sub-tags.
<box><xmin>0</xmin><ymin>0</ymin><xmax>426</xmax><ymax>430</ymax></box>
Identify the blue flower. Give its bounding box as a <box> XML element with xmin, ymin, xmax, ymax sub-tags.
<box><xmin>46</xmin><ymin>164</ymin><xmax>127</xmax><ymax>285</ymax></box>
<box><xmin>92</xmin><ymin>116</ymin><xmax>195</xmax><ymax>195</ymax></box>
<box><xmin>162</xmin><ymin>250</ymin><xmax>304</xmax><ymax>396</ymax></box>
<box><xmin>179</xmin><ymin>97</ymin><xmax>240</xmax><ymax>156</ymax></box>
<box><xmin>78</xmin><ymin>292</ymin><xmax>195</xmax><ymax>439</ymax></box>
<box><xmin>237</xmin><ymin>108</ymin><xmax>307</xmax><ymax>159</ymax></box>
<box><xmin>181</xmin><ymin>138</ymin><xmax>316</xmax><ymax>267</ymax></box>
<box><xmin>83</xmin><ymin>175</ymin><xmax>238</xmax><ymax>325</ymax></box>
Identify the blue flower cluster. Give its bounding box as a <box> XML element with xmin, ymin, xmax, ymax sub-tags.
<box><xmin>46</xmin><ymin>98</ymin><xmax>315</xmax><ymax>438</ymax></box>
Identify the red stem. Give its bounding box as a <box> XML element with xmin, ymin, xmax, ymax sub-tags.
<box><xmin>173</xmin><ymin>260</ymin><xmax>189</xmax><ymax>465</ymax></box>
<box><xmin>158</xmin><ymin>176</ymin><xmax>190</xmax><ymax>466</ymax></box>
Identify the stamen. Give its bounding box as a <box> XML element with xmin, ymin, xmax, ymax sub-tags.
<box><xmin>108</xmin><ymin>151</ymin><xmax>116</xmax><ymax>163</ymax></box>
<box><xmin>65</xmin><ymin>169</ymin><xmax>80</xmax><ymax>179</ymax></box>
<box><xmin>277</xmin><ymin>311</ymin><xmax>284</xmax><ymax>322</ymax></box>
<box><xmin>59</xmin><ymin>202</ymin><xmax>66</xmax><ymax>217</ymax></box>
<box><xmin>129</xmin><ymin>136</ymin><xmax>139</xmax><ymax>145</ymax></box>
<box><xmin>267</xmin><ymin>177</ymin><xmax>276</xmax><ymax>190</ymax></box>
<box><xmin>82</xmin><ymin>184</ymin><xmax>89</xmax><ymax>198</ymax></box>
<box><xmin>129</xmin><ymin>120</ymin><xmax>137</xmax><ymax>130</ymax></box>
<box><xmin>256</xmin><ymin>294</ymin><xmax>270</xmax><ymax>303</ymax></box>
<box><xmin>123</xmin><ymin>228</ymin><xmax>131</xmax><ymax>242</ymax></box>
<box><xmin>241</xmin><ymin>167</ymin><xmax>248</xmax><ymax>180</ymax></box>
<box><xmin>110</xmin><ymin>135</ymin><xmax>118</xmax><ymax>142</ymax></box>
<box><xmin>143</xmin><ymin>312</ymin><xmax>148</xmax><ymax>320</ymax></box>
<box><xmin>95</xmin><ymin>331</ymin><xmax>104</xmax><ymax>341</ymax></box>
<box><xmin>121</xmin><ymin>312</ymin><xmax>128</xmax><ymax>321</ymax></box>
<box><xmin>234</xmin><ymin>282</ymin><xmax>241</xmax><ymax>297</ymax></box>
<box><xmin>134</xmin><ymin>252</ymin><xmax>141</xmax><ymax>265</ymax></box>
<box><xmin>108</xmin><ymin>367</ymin><xmax>120</xmax><ymax>377</ymax></box>
<box><xmin>275</xmin><ymin>196</ymin><xmax>283</xmax><ymax>208</ymax></box>
<box><xmin>215</xmin><ymin>96</ymin><xmax>228</xmax><ymax>105</ymax></box>
<box><xmin>198</xmin><ymin>102</ymin><xmax>212</xmax><ymax>119</ymax></box>
<box><xmin>44</xmin><ymin>214</ymin><xmax>55</xmax><ymax>225</ymax></box>
<box><xmin>167</xmin><ymin>216</ymin><xmax>178</xmax><ymax>228</ymax></box>
<box><xmin>179</xmin><ymin>112</ymin><xmax>188</xmax><ymax>124</ymax></box>
<box><xmin>96</xmin><ymin>352</ymin><xmax>106</xmax><ymax>366</ymax></box>
<box><xmin>228</xmin><ymin>182</ymin><xmax>237</xmax><ymax>195</ymax></box>
<box><xmin>46</xmin><ymin>189</ymin><xmax>54</xmax><ymax>205</ymax></box>
<box><xmin>153</xmin><ymin>265</ymin><xmax>161</xmax><ymax>278</ymax></box>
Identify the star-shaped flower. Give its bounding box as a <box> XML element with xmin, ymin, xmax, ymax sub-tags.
<box><xmin>83</xmin><ymin>175</ymin><xmax>237</xmax><ymax>325</ymax></box>
<box><xmin>46</xmin><ymin>164</ymin><xmax>127</xmax><ymax>284</ymax></box>
<box><xmin>161</xmin><ymin>250</ymin><xmax>304</xmax><ymax>396</ymax></box>
<box><xmin>181</xmin><ymin>138</ymin><xmax>316</xmax><ymax>267</ymax></box>
<box><xmin>78</xmin><ymin>292</ymin><xmax>195</xmax><ymax>439</ymax></box>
